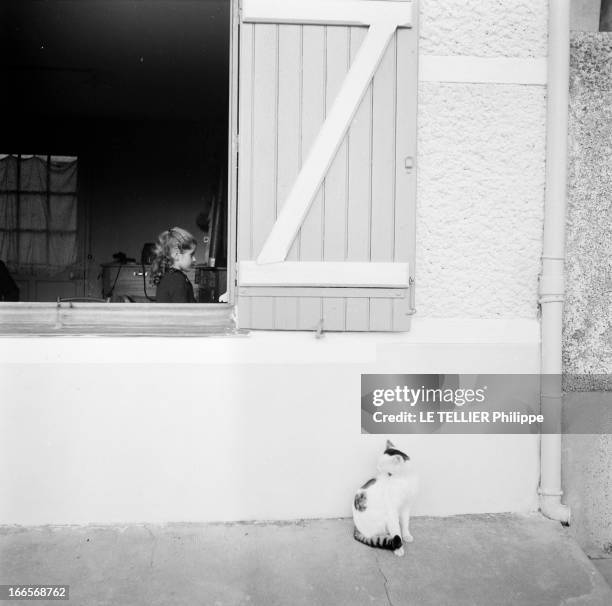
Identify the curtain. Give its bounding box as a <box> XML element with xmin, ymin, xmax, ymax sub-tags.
<box><xmin>0</xmin><ymin>155</ymin><xmax>78</xmax><ymax>275</ymax></box>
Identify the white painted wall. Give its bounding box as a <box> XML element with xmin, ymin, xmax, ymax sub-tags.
<box><xmin>0</xmin><ymin>320</ymin><xmax>540</xmax><ymax>525</ymax></box>
<box><xmin>0</xmin><ymin>1</ymin><xmax>551</xmax><ymax>525</ymax></box>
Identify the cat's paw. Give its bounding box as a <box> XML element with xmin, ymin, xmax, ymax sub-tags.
<box><xmin>403</xmin><ymin>533</ymin><xmax>414</xmax><ymax>543</ymax></box>
<box><xmin>393</xmin><ymin>547</ymin><xmax>405</xmax><ymax>557</ymax></box>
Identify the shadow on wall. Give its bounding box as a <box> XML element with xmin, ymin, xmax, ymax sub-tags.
<box><xmin>571</xmin><ymin>0</ymin><xmax>612</xmax><ymax>31</ymax></box>
<box><xmin>602</xmin><ymin>0</ymin><xmax>612</xmax><ymax>30</ymax></box>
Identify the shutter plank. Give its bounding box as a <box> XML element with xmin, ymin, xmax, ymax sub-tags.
<box><xmin>392</xmin><ymin>27</ymin><xmax>417</xmax><ymax>331</ymax></box>
<box><xmin>251</xmin><ymin>296</ymin><xmax>277</xmax><ymax>329</ymax></box>
<box><xmin>369</xmin><ymin>30</ymin><xmax>396</xmax><ymax>331</ymax></box>
<box><xmin>345</xmin><ymin>27</ymin><xmax>370</xmax><ymax>330</ymax></box>
<box><xmin>297</xmin><ymin>25</ymin><xmax>326</xmax><ymax>330</ymax></box>
<box><xmin>322</xmin><ymin>25</ymin><xmax>350</xmax><ymax>330</ymax></box>
<box><xmin>346</xmin><ymin>297</ymin><xmax>370</xmax><ymax>332</ymax></box>
<box><xmin>371</xmin><ymin>32</ymin><xmax>395</xmax><ymax>263</ymax></box>
<box><xmin>274</xmin><ymin>24</ymin><xmax>302</xmax><ymax>329</ymax></box>
<box><xmin>250</xmin><ymin>24</ymin><xmax>277</xmax><ymax>328</ymax></box>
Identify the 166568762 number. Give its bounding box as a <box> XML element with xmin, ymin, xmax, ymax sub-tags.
<box><xmin>0</xmin><ymin>585</ymin><xmax>69</xmax><ymax>601</ymax></box>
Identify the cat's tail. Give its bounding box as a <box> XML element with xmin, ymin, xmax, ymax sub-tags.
<box><xmin>353</xmin><ymin>528</ymin><xmax>402</xmax><ymax>551</ymax></box>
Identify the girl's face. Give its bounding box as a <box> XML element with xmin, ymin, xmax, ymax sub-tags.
<box><xmin>172</xmin><ymin>245</ymin><xmax>196</xmax><ymax>271</ymax></box>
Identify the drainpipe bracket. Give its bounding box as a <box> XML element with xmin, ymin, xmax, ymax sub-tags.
<box><xmin>539</xmin><ymin>273</ymin><xmax>565</xmax><ymax>297</ymax></box>
<box><xmin>538</xmin><ymin>487</ymin><xmax>564</xmax><ymax>497</ymax></box>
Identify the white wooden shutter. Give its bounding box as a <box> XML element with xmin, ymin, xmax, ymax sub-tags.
<box><xmin>236</xmin><ymin>0</ymin><xmax>417</xmax><ymax>331</ymax></box>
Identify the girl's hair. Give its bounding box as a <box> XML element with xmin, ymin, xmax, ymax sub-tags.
<box><xmin>149</xmin><ymin>226</ymin><xmax>197</xmax><ymax>285</ymax></box>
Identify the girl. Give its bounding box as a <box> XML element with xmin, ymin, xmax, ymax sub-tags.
<box><xmin>150</xmin><ymin>227</ymin><xmax>197</xmax><ymax>303</ymax></box>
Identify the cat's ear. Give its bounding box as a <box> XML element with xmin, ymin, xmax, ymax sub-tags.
<box><xmin>386</xmin><ymin>440</ymin><xmax>395</xmax><ymax>450</ymax></box>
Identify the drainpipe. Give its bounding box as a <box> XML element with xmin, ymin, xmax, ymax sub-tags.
<box><xmin>538</xmin><ymin>0</ymin><xmax>571</xmax><ymax>525</ymax></box>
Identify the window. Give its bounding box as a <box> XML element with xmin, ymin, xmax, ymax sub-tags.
<box><xmin>1</xmin><ymin>0</ymin><xmax>416</xmax><ymax>335</ymax></box>
<box><xmin>0</xmin><ymin>0</ymin><xmax>235</xmax><ymax>334</ymax></box>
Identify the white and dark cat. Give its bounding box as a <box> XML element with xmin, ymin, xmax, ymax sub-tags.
<box><xmin>352</xmin><ymin>440</ymin><xmax>419</xmax><ymax>557</ymax></box>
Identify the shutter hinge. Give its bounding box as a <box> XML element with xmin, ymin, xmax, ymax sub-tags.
<box><xmin>409</xmin><ymin>277</ymin><xmax>415</xmax><ymax>286</ymax></box>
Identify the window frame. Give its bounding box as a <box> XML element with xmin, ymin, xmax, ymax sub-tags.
<box><xmin>0</xmin><ymin>1</ymin><xmax>240</xmax><ymax>337</ymax></box>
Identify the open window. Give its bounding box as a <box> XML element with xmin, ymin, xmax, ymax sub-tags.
<box><xmin>0</xmin><ymin>0</ymin><xmax>234</xmax><ymax>333</ymax></box>
<box><xmin>1</xmin><ymin>0</ymin><xmax>417</xmax><ymax>335</ymax></box>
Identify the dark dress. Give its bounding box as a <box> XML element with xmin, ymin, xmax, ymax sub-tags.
<box><xmin>156</xmin><ymin>269</ymin><xmax>195</xmax><ymax>303</ymax></box>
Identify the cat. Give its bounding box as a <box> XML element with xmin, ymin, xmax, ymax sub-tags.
<box><xmin>352</xmin><ymin>440</ymin><xmax>419</xmax><ymax>557</ymax></box>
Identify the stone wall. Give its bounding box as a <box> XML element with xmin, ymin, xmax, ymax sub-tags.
<box><xmin>563</xmin><ymin>32</ymin><xmax>612</xmax><ymax>555</ymax></box>
<box><xmin>564</xmin><ymin>33</ymin><xmax>612</xmax><ymax>377</ymax></box>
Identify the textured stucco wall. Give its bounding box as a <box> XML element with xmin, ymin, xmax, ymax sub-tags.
<box><xmin>564</xmin><ymin>33</ymin><xmax>612</xmax><ymax>375</ymax></box>
<box><xmin>415</xmin><ymin>0</ymin><xmax>548</xmax><ymax>318</ymax></box>
<box><xmin>419</xmin><ymin>0</ymin><xmax>548</xmax><ymax>57</ymax></box>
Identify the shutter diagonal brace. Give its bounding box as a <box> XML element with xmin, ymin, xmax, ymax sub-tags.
<box><xmin>241</xmin><ymin>0</ymin><xmax>414</xmax><ymax>266</ymax></box>
<box><xmin>257</xmin><ymin>21</ymin><xmax>398</xmax><ymax>264</ymax></box>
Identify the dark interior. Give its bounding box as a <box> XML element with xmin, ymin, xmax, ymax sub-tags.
<box><xmin>1</xmin><ymin>0</ymin><xmax>230</xmax><ymax>301</ymax></box>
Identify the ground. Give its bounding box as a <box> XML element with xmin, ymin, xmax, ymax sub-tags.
<box><xmin>1</xmin><ymin>514</ymin><xmax>611</xmax><ymax>605</ymax></box>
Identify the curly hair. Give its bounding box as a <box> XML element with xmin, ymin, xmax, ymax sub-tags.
<box><xmin>149</xmin><ymin>227</ymin><xmax>197</xmax><ymax>285</ymax></box>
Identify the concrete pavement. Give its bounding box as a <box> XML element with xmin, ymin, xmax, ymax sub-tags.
<box><xmin>1</xmin><ymin>514</ymin><xmax>611</xmax><ymax>605</ymax></box>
